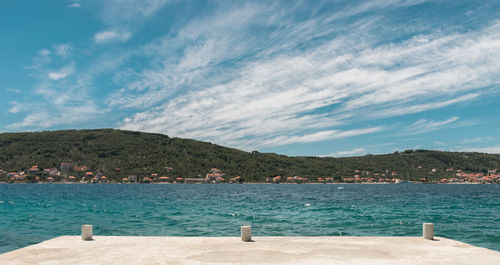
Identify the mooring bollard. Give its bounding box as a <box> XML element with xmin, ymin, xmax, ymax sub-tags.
<box><xmin>241</xmin><ymin>226</ymin><xmax>252</xmax><ymax>242</ymax></box>
<box><xmin>82</xmin><ymin>224</ymin><xmax>93</xmax><ymax>241</ymax></box>
<box><xmin>423</xmin><ymin>223</ymin><xmax>434</xmax><ymax>240</ymax></box>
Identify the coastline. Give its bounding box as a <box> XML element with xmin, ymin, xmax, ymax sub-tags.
<box><xmin>0</xmin><ymin>181</ymin><xmax>488</xmax><ymax>184</ymax></box>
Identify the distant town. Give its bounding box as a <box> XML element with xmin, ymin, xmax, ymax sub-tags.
<box><xmin>0</xmin><ymin>163</ymin><xmax>498</xmax><ymax>184</ymax></box>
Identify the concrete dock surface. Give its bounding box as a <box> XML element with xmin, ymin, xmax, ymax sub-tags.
<box><xmin>1</xmin><ymin>236</ymin><xmax>499</xmax><ymax>265</ymax></box>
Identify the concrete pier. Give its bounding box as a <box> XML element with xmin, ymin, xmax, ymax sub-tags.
<box><xmin>1</xmin><ymin>236</ymin><xmax>498</xmax><ymax>265</ymax></box>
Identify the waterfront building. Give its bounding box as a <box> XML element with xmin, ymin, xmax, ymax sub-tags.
<box><xmin>127</xmin><ymin>175</ymin><xmax>137</xmax><ymax>183</ymax></box>
<box><xmin>67</xmin><ymin>176</ymin><xmax>77</xmax><ymax>182</ymax></box>
<box><xmin>272</xmin><ymin>176</ymin><xmax>281</xmax><ymax>183</ymax></box>
<box><xmin>158</xmin><ymin>176</ymin><xmax>170</xmax><ymax>182</ymax></box>
<box><xmin>13</xmin><ymin>174</ymin><xmax>25</xmax><ymax>181</ymax></box>
<box><xmin>206</xmin><ymin>168</ymin><xmax>226</xmax><ymax>181</ymax></box>
<box><xmin>215</xmin><ymin>176</ymin><xmax>225</xmax><ymax>183</ymax></box>
<box><xmin>73</xmin><ymin>166</ymin><xmax>88</xmax><ymax>172</ymax></box>
<box><xmin>185</xmin><ymin>178</ymin><xmax>204</xmax><ymax>184</ymax></box>
<box><xmin>29</xmin><ymin>166</ymin><xmax>39</xmax><ymax>173</ymax></box>
<box><xmin>229</xmin><ymin>176</ymin><xmax>242</xmax><ymax>183</ymax></box>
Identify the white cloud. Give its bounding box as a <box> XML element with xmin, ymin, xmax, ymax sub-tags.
<box><xmin>48</xmin><ymin>65</ymin><xmax>75</xmax><ymax>80</ymax></box>
<box><xmin>30</xmin><ymin>49</ymin><xmax>52</xmax><ymax>71</ymax></box>
<box><xmin>258</xmin><ymin>128</ymin><xmax>383</xmax><ymax>148</ymax></box>
<box><xmin>460</xmin><ymin>137</ymin><xmax>495</xmax><ymax>144</ymax></box>
<box><xmin>38</xmin><ymin>49</ymin><xmax>50</xmax><ymax>56</ymax></box>
<box><xmin>372</xmin><ymin>93</ymin><xmax>480</xmax><ymax>119</ymax></box>
<box><xmin>117</xmin><ymin>16</ymin><xmax>500</xmax><ymax>149</ymax></box>
<box><xmin>6</xmin><ymin>74</ymin><xmax>103</xmax><ymax>129</ymax></box>
<box><xmin>321</xmin><ymin>148</ymin><xmax>367</xmax><ymax>157</ymax></box>
<box><xmin>93</xmin><ymin>31</ymin><xmax>131</xmax><ymax>44</ymax></box>
<box><xmin>459</xmin><ymin>146</ymin><xmax>500</xmax><ymax>154</ymax></box>
<box><xmin>6</xmin><ymin>105</ymin><xmax>101</xmax><ymax>129</ymax></box>
<box><xmin>9</xmin><ymin>18</ymin><xmax>127</xmax><ymax>131</ymax></box>
<box><xmin>99</xmin><ymin>0</ymin><xmax>169</xmax><ymax>27</ymax></box>
<box><xmin>407</xmin><ymin>116</ymin><xmax>459</xmax><ymax>134</ymax></box>
<box><xmin>338</xmin><ymin>148</ymin><xmax>366</xmax><ymax>156</ymax></box>
<box><xmin>67</xmin><ymin>3</ymin><xmax>80</xmax><ymax>8</ymax></box>
<box><xmin>434</xmin><ymin>141</ymin><xmax>448</xmax><ymax>146</ymax></box>
<box><xmin>8</xmin><ymin>101</ymin><xmax>27</xmax><ymax>114</ymax></box>
<box><xmin>53</xmin><ymin>43</ymin><xmax>71</xmax><ymax>58</ymax></box>
<box><xmin>10</xmin><ymin>38</ymin><xmax>128</xmax><ymax>131</ymax></box>
<box><xmin>5</xmin><ymin>87</ymin><xmax>21</xmax><ymax>93</ymax></box>
<box><xmin>9</xmin><ymin>1</ymin><xmax>500</xmax><ymax>152</ymax></box>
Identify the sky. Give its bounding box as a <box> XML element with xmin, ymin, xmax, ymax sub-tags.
<box><xmin>0</xmin><ymin>0</ymin><xmax>499</xmax><ymax>157</ymax></box>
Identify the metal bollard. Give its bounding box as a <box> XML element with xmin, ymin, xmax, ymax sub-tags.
<box><xmin>82</xmin><ymin>224</ymin><xmax>93</xmax><ymax>241</ymax></box>
<box><xmin>241</xmin><ymin>226</ymin><xmax>252</xmax><ymax>242</ymax></box>
<box><xmin>423</xmin><ymin>223</ymin><xmax>434</xmax><ymax>240</ymax></box>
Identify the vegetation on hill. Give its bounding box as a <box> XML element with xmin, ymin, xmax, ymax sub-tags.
<box><xmin>0</xmin><ymin>129</ymin><xmax>499</xmax><ymax>182</ymax></box>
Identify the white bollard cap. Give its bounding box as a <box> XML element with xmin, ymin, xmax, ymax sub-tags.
<box><xmin>241</xmin><ymin>226</ymin><xmax>252</xmax><ymax>242</ymax></box>
<box><xmin>423</xmin><ymin>223</ymin><xmax>434</xmax><ymax>240</ymax></box>
<box><xmin>82</xmin><ymin>224</ymin><xmax>93</xmax><ymax>241</ymax></box>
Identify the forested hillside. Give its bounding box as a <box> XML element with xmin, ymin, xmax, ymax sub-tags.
<box><xmin>0</xmin><ymin>129</ymin><xmax>499</xmax><ymax>182</ymax></box>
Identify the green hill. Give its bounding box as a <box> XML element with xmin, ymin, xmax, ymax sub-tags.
<box><xmin>0</xmin><ymin>129</ymin><xmax>499</xmax><ymax>182</ymax></box>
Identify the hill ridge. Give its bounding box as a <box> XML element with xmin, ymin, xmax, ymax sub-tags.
<box><xmin>0</xmin><ymin>129</ymin><xmax>499</xmax><ymax>182</ymax></box>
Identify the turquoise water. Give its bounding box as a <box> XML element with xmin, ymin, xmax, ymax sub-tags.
<box><xmin>0</xmin><ymin>183</ymin><xmax>499</xmax><ymax>253</ymax></box>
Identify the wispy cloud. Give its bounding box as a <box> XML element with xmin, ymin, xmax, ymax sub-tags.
<box><xmin>258</xmin><ymin>128</ymin><xmax>383</xmax><ymax>148</ymax></box>
<box><xmin>8</xmin><ymin>101</ymin><xmax>27</xmax><ymax>114</ymax></box>
<box><xmin>89</xmin><ymin>0</ymin><xmax>169</xmax><ymax>49</ymax></box>
<box><xmin>30</xmin><ymin>49</ymin><xmax>52</xmax><ymax>71</ymax></box>
<box><xmin>93</xmin><ymin>31</ymin><xmax>131</xmax><ymax>44</ymax></box>
<box><xmin>7</xmin><ymin>1</ymin><xmax>500</xmax><ymax>154</ymax></box>
<box><xmin>6</xmin><ymin>105</ymin><xmax>101</xmax><ymax>130</ymax></box>
<box><xmin>434</xmin><ymin>141</ymin><xmax>448</xmax><ymax>146</ymax></box>
<box><xmin>4</xmin><ymin>87</ymin><xmax>22</xmax><ymax>94</ymax></box>
<box><xmin>48</xmin><ymin>65</ymin><xmax>75</xmax><ymax>80</ymax></box>
<box><xmin>407</xmin><ymin>116</ymin><xmax>460</xmax><ymax>134</ymax></box>
<box><xmin>460</xmin><ymin>137</ymin><xmax>495</xmax><ymax>144</ymax></box>
<box><xmin>99</xmin><ymin>0</ymin><xmax>169</xmax><ymax>27</ymax></box>
<box><xmin>53</xmin><ymin>43</ymin><xmax>71</xmax><ymax>58</ymax></box>
<box><xmin>370</xmin><ymin>93</ymin><xmax>481</xmax><ymax>119</ymax></box>
<box><xmin>320</xmin><ymin>148</ymin><xmax>367</xmax><ymax>157</ymax></box>
<box><xmin>67</xmin><ymin>3</ymin><xmax>80</xmax><ymax>8</ymax></box>
<box><xmin>10</xmin><ymin>44</ymin><xmax>103</xmax><ymax>129</ymax></box>
<box><xmin>116</xmin><ymin>4</ymin><xmax>500</xmax><ymax>149</ymax></box>
<box><xmin>458</xmin><ymin>146</ymin><xmax>500</xmax><ymax>154</ymax></box>
<box><xmin>38</xmin><ymin>49</ymin><xmax>50</xmax><ymax>56</ymax></box>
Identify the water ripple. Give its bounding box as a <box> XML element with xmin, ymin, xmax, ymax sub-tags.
<box><xmin>0</xmin><ymin>183</ymin><xmax>498</xmax><ymax>253</ymax></box>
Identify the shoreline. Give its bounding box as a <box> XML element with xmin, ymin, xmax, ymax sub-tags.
<box><xmin>0</xmin><ymin>181</ymin><xmax>490</xmax><ymax>185</ymax></box>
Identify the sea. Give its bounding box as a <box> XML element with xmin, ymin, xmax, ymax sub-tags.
<box><xmin>0</xmin><ymin>183</ymin><xmax>499</xmax><ymax>253</ymax></box>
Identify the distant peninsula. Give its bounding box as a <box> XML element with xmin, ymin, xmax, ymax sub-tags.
<box><xmin>0</xmin><ymin>129</ymin><xmax>498</xmax><ymax>184</ymax></box>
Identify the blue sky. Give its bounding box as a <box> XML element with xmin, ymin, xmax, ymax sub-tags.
<box><xmin>1</xmin><ymin>0</ymin><xmax>499</xmax><ymax>156</ymax></box>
